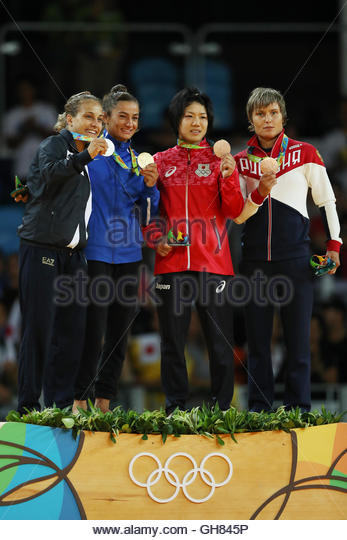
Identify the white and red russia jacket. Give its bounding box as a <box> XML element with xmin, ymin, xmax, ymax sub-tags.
<box><xmin>234</xmin><ymin>130</ymin><xmax>342</xmax><ymax>261</ymax></box>
<box><xmin>144</xmin><ymin>139</ymin><xmax>262</xmax><ymax>276</ymax></box>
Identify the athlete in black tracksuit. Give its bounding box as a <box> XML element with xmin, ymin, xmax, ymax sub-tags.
<box><xmin>16</xmin><ymin>94</ymin><xmax>105</xmax><ymax>414</ymax></box>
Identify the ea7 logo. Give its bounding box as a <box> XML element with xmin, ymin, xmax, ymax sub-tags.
<box><xmin>42</xmin><ymin>257</ymin><xmax>55</xmax><ymax>267</ymax></box>
<box><xmin>195</xmin><ymin>164</ymin><xmax>211</xmax><ymax>177</ymax></box>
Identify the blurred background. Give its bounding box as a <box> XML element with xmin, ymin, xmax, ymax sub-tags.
<box><xmin>0</xmin><ymin>1</ymin><xmax>347</xmax><ymax>417</ymax></box>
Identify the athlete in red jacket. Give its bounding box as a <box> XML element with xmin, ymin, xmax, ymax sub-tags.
<box><xmin>144</xmin><ymin>87</ymin><xmax>274</xmax><ymax>414</ymax></box>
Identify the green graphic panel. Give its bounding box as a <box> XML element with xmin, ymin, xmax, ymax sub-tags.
<box><xmin>330</xmin><ymin>469</ymin><xmax>347</xmax><ymax>491</ymax></box>
<box><xmin>0</xmin><ymin>423</ymin><xmax>26</xmax><ymax>495</ymax></box>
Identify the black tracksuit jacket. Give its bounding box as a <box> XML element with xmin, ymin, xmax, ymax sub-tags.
<box><xmin>18</xmin><ymin>128</ymin><xmax>93</xmax><ymax>250</ymax></box>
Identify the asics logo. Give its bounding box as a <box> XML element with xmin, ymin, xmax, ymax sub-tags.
<box><xmin>129</xmin><ymin>451</ymin><xmax>233</xmax><ymax>503</ymax></box>
<box><xmin>165</xmin><ymin>166</ymin><xmax>177</xmax><ymax>177</ymax></box>
<box><xmin>216</xmin><ymin>280</ymin><xmax>226</xmax><ymax>293</ymax></box>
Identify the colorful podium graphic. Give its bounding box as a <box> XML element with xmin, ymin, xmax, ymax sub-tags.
<box><xmin>0</xmin><ymin>422</ymin><xmax>346</xmax><ymax>520</ymax></box>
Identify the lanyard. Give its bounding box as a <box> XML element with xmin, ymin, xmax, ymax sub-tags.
<box><xmin>247</xmin><ymin>134</ymin><xmax>289</xmax><ymax>166</ymax></box>
<box><xmin>111</xmin><ymin>145</ymin><xmax>140</xmax><ymax>176</ymax></box>
<box><xmin>177</xmin><ymin>139</ymin><xmax>210</xmax><ymax>149</ymax></box>
<box><xmin>70</xmin><ymin>131</ymin><xmax>98</xmax><ymax>142</ymax></box>
<box><xmin>71</xmin><ymin>131</ymin><xmax>140</xmax><ymax>175</ymax></box>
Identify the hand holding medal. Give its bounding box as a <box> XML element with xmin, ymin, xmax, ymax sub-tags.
<box><xmin>103</xmin><ymin>138</ymin><xmax>115</xmax><ymax>156</ymax></box>
<box><xmin>70</xmin><ymin>131</ymin><xmax>114</xmax><ymax>159</ymax></box>
<box><xmin>213</xmin><ymin>139</ymin><xmax>231</xmax><ymax>157</ymax></box>
<box><xmin>87</xmin><ymin>138</ymin><xmax>109</xmax><ymax>159</ymax></box>
<box><xmin>213</xmin><ymin>139</ymin><xmax>235</xmax><ymax>178</ymax></box>
<box><xmin>137</xmin><ymin>152</ymin><xmax>159</xmax><ymax>187</ymax></box>
<box><xmin>260</xmin><ymin>157</ymin><xmax>279</xmax><ymax>174</ymax></box>
<box><xmin>137</xmin><ymin>152</ymin><xmax>154</xmax><ymax>169</ymax></box>
<box><xmin>258</xmin><ymin>158</ymin><xmax>279</xmax><ymax>198</ymax></box>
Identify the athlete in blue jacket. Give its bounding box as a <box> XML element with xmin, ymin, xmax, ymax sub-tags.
<box><xmin>73</xmin><ymin>85</ymin><xmax>159</xmax><ymax>413</ymax></box>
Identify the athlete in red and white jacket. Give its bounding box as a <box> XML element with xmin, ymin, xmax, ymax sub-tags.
<box><xmin>234</xmin><ymin>87</ymin><xmax>342</xmax><ymax>414</ymax></box>
<box><xmin>235</xmin><ymin>129</ymin><xmax>342</xmax><ymax>262</ymax></box>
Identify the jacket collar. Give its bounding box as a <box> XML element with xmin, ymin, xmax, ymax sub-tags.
<box><xmin>60</xmin><ymin>128</ymin><xmax>79</xmax><ymax>152</ymax></box>
<box><xmin>247</xmin><ymin>129</ymin><xmax>285</xmax><ymax>158</ymax></box>
<box><xmin>175</xmin><ymin>137</ymin><xmax>210</xmax><ymax>150</ymax></box>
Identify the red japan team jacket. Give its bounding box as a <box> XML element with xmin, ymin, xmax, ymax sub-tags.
<box><xmin>144</xmin><ymin>139</ymin><xmax>244</xmax><ymax>276</ymax></box>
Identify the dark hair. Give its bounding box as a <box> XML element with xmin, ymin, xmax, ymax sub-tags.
<box><xmin>102</xmin><ymin>84</ymin><xmax>139</xmax><ymax>116</ymax></box>
<box><xmin>246</xmin><ymin>87</ymin><xmax>287</xmax><ymax>131</ymax></box>
<box><xmin>167</xmin><ymin>87</ymin><xmax>214</xmax><ymax>138</ymax></box>
<box><xmin>54</xmin><ymin>91</ymin><xmax>101</xmax><ymax>132</ymax></box>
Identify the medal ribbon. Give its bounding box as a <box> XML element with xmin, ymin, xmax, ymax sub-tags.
<box><xmin>247</xmin><ymin>134</ymin><xmax>289</xmax><ymax>166</ymax></box>
<box><xmin>177</xmin><ymin>139</ymin><xmax>210</xmax><ymax>149</ymax></box>
<box><xmin>70</xmin><ymin>131</ymin><xmax>99</xmax><ymax>142</ymax></box>
<box><xmin>111</xmin><ymin>146</ymin><xmax>140</xmax><ymax>176</ymax></box>
<box><xmin>71</xmin><ymin>131</ymin><xmax>139</xmax><ymax>175</ymax></box>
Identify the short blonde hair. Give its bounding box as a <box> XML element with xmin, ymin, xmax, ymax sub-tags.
<box><xmin>246</xmin><ymin>87</ymin><xmax>287</xmax><ymax>131</ymax></box>
<box><xmin>54</xmin><ymin>91</ymin><xmax>101</xmax><ymax>132</ymax></box>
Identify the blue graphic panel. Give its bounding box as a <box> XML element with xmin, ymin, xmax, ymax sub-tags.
<box><xmin>0</xmin><ymin>424</ymin><xmax>83</xmax><ymax>520</ymax></box>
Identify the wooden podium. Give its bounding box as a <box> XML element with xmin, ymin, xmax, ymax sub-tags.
<box><xmin>0</xmin><ymin>421</ymin><xmax>346</xmax><ymax>520</ymax></box>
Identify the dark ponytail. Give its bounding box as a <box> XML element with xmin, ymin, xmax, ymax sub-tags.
<box><xmin>102</xmin><ymin>84</ymin><xmax>139</xmax><ymax>116</ymax></box>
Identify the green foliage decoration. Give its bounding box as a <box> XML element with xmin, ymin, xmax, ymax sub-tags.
<box><xmin>6</xmin><ymin>403</ymin><xmax>346</xmax><ymax>446</ymax></box>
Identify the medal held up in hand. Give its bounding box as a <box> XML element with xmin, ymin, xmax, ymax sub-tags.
<box><xmin>213</xmin><ymin>139</ymin><xmax>231</xmax><ymax>158</ymax></box>
<box><xmin>260</xmin><ymin>157</ymin><xmax>279</xmax><ymax>174</ymax></box>
<box><xmin>137</xmin><ymin>152</ymin><xmax>154</xmax><ymax>169</ymax></box>
<box><xmin>213</xmin><ymin>139</ymin><xmax>235</xmax><ymax>178</ymax></box>
<box><xmin>103</xmin><ymin>138</ymin><xmax>115</xmax><ymax>156</ymax></box>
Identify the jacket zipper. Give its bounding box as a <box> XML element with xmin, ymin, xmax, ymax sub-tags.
<box><xmin>256</xmin><ymin>147</ymin><xmax>272</xmax><ymax>261</ymax></box>
<box><xmin>267</xmin><ymin>145</ymin><xmax>278</xmax><ymax>262</ymax></box>
<box><xmin>252</xmin><ymin>132</ymin><xmax>282</xmax><ymax>261</ymax></box>
<box><xmin>186</xmin><ymin>150</ymin><xmax>190</xmax><ymax>270</ymax></box>
<box><xmin>267</xmin><ymin>195</ymin><xmax>272</xmax><ymax>261</ymax></box>
<box><xmin>211</xmin><ymin>216</ymin><xmax>222</xmax><ymax>252</ymax></box>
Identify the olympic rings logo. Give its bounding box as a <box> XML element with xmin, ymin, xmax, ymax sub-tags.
<box><xmin>129</xmin><ymin>452</ymin><xmax>233</xmax><ymax>503</ymax></box>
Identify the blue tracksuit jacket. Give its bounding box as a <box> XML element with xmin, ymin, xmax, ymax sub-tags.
<box><xmin>85</xmin><ymin>135</ymin><xmax>160</xmax><ymax>264</ymax></box>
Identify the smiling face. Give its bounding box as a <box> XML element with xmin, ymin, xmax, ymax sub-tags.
<box><xmin>178</xmin><ymin>101</ymin><xmax>208</xmax><ymax>144</ymax></box>
<box><xmin>66</xmin><ymin>99</ymin><xmax>104</xmax><ymax>137</ymax></box>
<box><xmin>106</xmin><ymin>100</ymin><xmax>139</xmax><ymax>142</ymax></box>
<box><xmin>251</xmin><ymin>102</ymin><xmax>284</xmax><ymax>148</ymax></box>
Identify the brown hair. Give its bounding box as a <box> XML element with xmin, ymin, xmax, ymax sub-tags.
<box><xmin>102</xmin><ymin>84</ymin><xmax>139</xmax><ymax>116</ymax></box>
<box><xmin>54</xmin><ymin>91</ymin><xmax>101</xmax><ymax>132</ymax></box>
<box><xmin>246</xmin><ymin>87</ymin><xmax>287</xmax><ymax>131</ymax></box>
